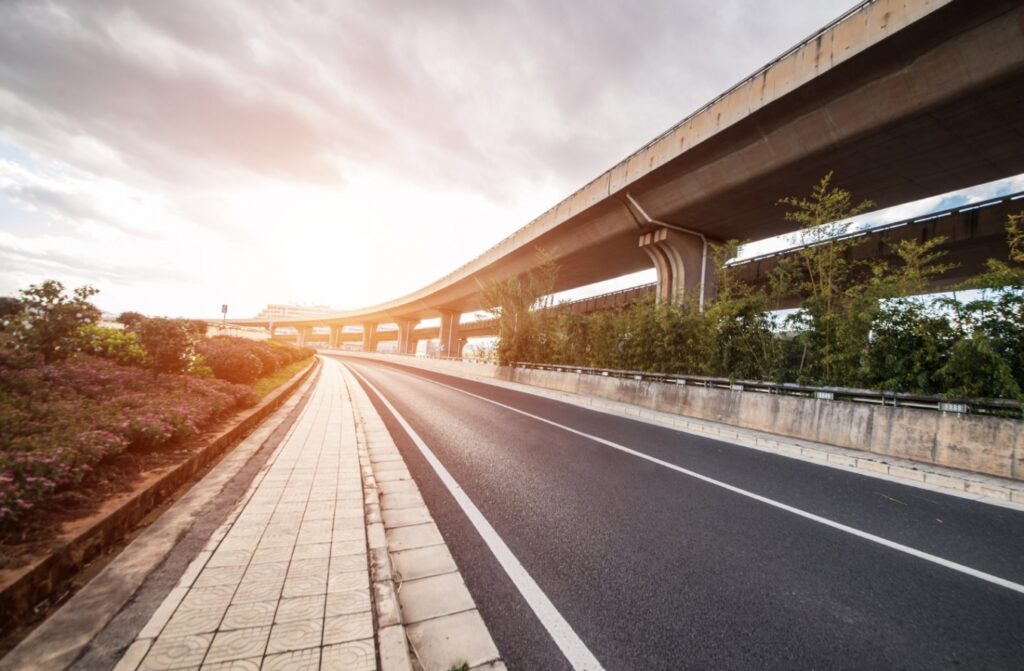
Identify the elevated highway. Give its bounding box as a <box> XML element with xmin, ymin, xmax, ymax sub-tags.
<box><xmin>231</xmin><ymin>0</ymin><xmax>1024</xmax><ymax>355</ymax></box>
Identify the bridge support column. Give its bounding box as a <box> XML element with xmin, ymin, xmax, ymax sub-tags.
<box><xmin>296</xmin><ymin>326</ymin><xmax>311</xmax><ymax>347</ymax></box>
<box><xmin>438</xmin><ymin>310</ymin><xmax>461</xmax><ymax>359</ymax></box>
<box><xmin>361</xmin><ymin>322</ymin><xmax>378</xmax><ymax>353</ymax></box>
<box><xmin>638</xmin><ymin>228</ymin><xmax>716</xmax><ymax>307</ymax></box>
<box><xmin>396</xmin><ymin>319</ymin><xmax>417</xmax><ymax>355</ymax></box>
<box><xmin>329</xmin><ymin>326</ymin><xmax>342</xmax><ymax>350</ymax></box>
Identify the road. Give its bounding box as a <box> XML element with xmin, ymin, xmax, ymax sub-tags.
<box><xmin>335</xmin><ymin>356</ymin><xmax>1024</xmax><ymax>670</ymax></box>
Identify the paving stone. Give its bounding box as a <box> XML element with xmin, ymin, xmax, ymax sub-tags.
<box><xmin>180</xmin><ymin>586</ymin><xmax>236</xmax><ymax>611</ymax></box>
<box><xmin>275</xmin><ymin>594</ymin><xmax>326</xmax><ymax>624</ymax></box>
<box><xmin>139</xmin><ymin>634</ymin><xmax>213</xmax><ymax>670</ymax></box>
<box><xmin>112</xmin><ymin>638</ymin><xmax>151</xmax><ymax>671</ymax></box>
<box><xmin>398</xmin><ymin>573</ymin><xmax>475</xmax><ymax>623</ymax></box>
<box><xmin>177</xmin><ymin>552</ymin><xmax>213</xmax><ymax>589</ymax></box>
<box><xmin>231</xmin><ymin>579</ymin><xmax>283</xmax><ymax>605</ymax></box>
<box><xmin>386</xmin><ymin>523</ymin><xmax>445</xmax><ymax>551</ymax></box>
<box><xmin>200</xmin><ymin>658</ymin><xmax>260</xmax><ymax>670</ymax></box>
<box><xmin>323</xmin><ymin>613</ymin><xmax>374</xmax><ymax>646</ymax></box>
<box><xmin>139</xmin><ymin>587</ymin><xmax>189</xmax><ymax>638</ymax></box>
<box><xmin>267</xmin><ymin>619</ymin><xmax>324</xmax><ymax>654</ymax></box>
<box><xmin>204</xmin><ymin>626</ymin><xmax>270</xmax><ymax>664</ymax></box>
<box><xmin>242</xmin><ymin>560</ymin><xmax>289</xmax><ymax>583</ymax></box>
<box><xmin>331</xmin><ymin>539</ymin><xmax>366</xmax><ymax>557</ymax></box>
<box><xmin>288</xmin><ymin>557</ymin><xmax>329</xmax><ymax>578</ymax></box>
<box><xmin>193</xmin><ymin>566</ymin><xmax>246</xmax><ymax>589</ymax></box>
<box><xmin>378</xmin><ymin>625</ymin><xmax>414</xmax><ymax>671</ymax></box>
<box><xmin>391</xmin><ymin>545</ymin><xmax>458</xmax><ymax>582</ymax></box>
<box><xmin>329</xmin><ymin>553</ymin><xmax>367</xmax><ymax>574</ymax></box>
<box><xmin>327</xmin><ymin>568</ymin><xmax>369</xmax><ymax>594</ymax></box>
<box><xmin>381</xmin><ymin>506</ymin><xmax>433</xmax><ymax>529</ymax></box>
<box><xmin>261</xmin><ymin>647</ymin><xmax>321</xmax><ymax>671</ymax></box>
<box><xmin>292</xmin><ymin>543</ymin><xmax>332</xmax><ymax>560</ymax></box>
<box><xmin>283</xmin><ymin>574</ymin><xmax>328</xmax><ymax>598</ymax></box>
<box><xmin>325</xmin><ymin>589</ymin><xmax>372</xmax><ymax>617</ymax></box>
<box><xmin>250</xmin><ymin>546</ymin><xmax>294</xmax><ymax>565</ymax></box>
<box><xmin>407</xmin><ymin>610</ymin><xmax>500</xmax><ymax>671</ymax></box>
<box><xmin>162</xmin><ymin>602</ymin><xmax>228</xmax><ymax>636</ymax></box>
<box><xmin>221</xmin><ymin>600</ymin><xmax>277</xmax><ymax>631</ymax></box>
<box><xmin>378</xmin><ymin>479</ymin><xmax>419</xmax><ymax>495</ymax></box>
<box><xmin>380</xmin><ymin>493</ymin><xmax>425</xmax><ymax>510</ymax></box>
<box><xmin>206</xmin><ymin>549</ymin><xmax>253</xmax><ymax>568</ymax></box>
<box><xmin>321</xmin><ymin>639</ymin><xmax>376</xmax><ymax>671</ymax></box>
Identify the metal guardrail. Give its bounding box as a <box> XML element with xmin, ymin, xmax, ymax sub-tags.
<box><xmin>729</xmin><ymin>189</ymin><xmax>1024</xmax><ymax>268</ymax></box>
<box><xmin>511</xmin><ymin>362</ymin><xmax>1023</xmax><ymax>419</ymax></box>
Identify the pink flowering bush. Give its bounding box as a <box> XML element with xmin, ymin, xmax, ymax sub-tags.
<box><xmin>197</xmin><ymin>337</ymin><xmax>313</xmax><ymax>385</ymax></box>
<box><xmin>0</xmin><ymin>351</ymin><xmax>258</xmax><ymax>524</ymax></box>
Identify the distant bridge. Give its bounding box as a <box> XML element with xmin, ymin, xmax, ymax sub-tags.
<box><xmin>228</xmin><ymin>0</ymin><xmax>1024</xmax><ymax>356</ymax></box>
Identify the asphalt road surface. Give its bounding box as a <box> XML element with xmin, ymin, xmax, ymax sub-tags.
<box><xmin>336</xmin><ymin>356</ymin><xmax>1024</xmax><ymax>671</ymax></box>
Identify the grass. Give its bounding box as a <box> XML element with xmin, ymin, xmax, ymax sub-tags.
<box><xmin>252</xmin><ymin>356</ymin><xmax>314</xmax><ymax>397</ymax></box>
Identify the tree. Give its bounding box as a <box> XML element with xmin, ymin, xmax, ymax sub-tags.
<box><xmin>129</xmin><ymin>317</ymin><xmax>200</xmax><ymax>374</ymax></box>
<box><xmin>482</xmin><ymin>253</ymin><xmax>559</xmax><ymax>365</ymax></box>
<box><xmin>775</xmin><ymin>172</ymin><xmax>875</xmax><ymax>384</ymax></box>
<box><xmin>117</xmin><ymin>311</ymin><xmax>146</xmax><ymax>330</ymax></box>
<box><xmin>0</xmin><ymin>296</ymin><xmax>23</xmax><ymax>323</ymax></box>
<box><xmin>7</xmin><ymin>280</ymin><xmax>100</xmax><ymax>363</ymax></box>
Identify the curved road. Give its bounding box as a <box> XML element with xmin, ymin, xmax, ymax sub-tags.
<box><xmin>336</xmin><ymin>356</ymin><xmax>1024</xmax><ymax>670</ymax></box>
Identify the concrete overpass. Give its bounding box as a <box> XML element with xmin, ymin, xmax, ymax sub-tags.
<box><xmin>230</xmin><ymin>0</ymin><xmax>1024</xmax><ymax>355</ymax></box>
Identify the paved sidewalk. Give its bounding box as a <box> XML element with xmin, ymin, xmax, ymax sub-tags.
<box><xmin>116</xmin><ymin>359</ymin><xmax>375</xmax><ymax>670</ymax></box>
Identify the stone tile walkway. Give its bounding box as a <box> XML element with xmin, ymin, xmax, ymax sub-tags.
<box><xmin>116</xmin><ymin>359</ymin><xmax>376</xmax><ymax>671</ymax></box>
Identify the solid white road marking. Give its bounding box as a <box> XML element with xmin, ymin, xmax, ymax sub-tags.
<box><xmin>345</xmin><ymin>365</ymin><xmax>606</xmax><ymax>671</ymax></box>
<box><xmin>366</xmin><ymin>362</ymin><xmax>1024</xmax><ymax>598</ymax></box>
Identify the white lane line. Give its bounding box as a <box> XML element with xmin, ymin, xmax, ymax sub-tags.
<box><xmin>345</xmin><ymin>364</ymin><xmax>606</xmax><ymax>671</ymax></box>
<box><xmin>375</xmin><ymin>364</ymin><xmax>1024</xmax><ymax>598</ymax></box>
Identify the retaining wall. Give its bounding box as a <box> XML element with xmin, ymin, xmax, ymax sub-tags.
<box><xmin>335</xmin><ymin>351</ymin><xmax>1023</xmax><ymax>481</ymax></box>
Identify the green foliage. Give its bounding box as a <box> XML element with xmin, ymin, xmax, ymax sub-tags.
<box><xmin>129</xmin><ymin>317</ymin><xmax>201</xmax><ymax>374</ymax></box>
<box><xmin>0</xmin><ymin>296</ymin><xmax>23</xmax><ymax>322</ymax></box>
<box><xmin>482</xmin><ymin>252</ymin><xmax>559</xmax><ymax>365</ymax></box>
<box><xmin>196</xmin><ymin>337</ymin><xmax>312</xmax><ymax>385</ymax></box>
<box><xmin>77</xmin><ymin>325</ymin><xmax>147</xmax><ymax>366</ymax></box>
<box><xmin>491</xmin><ymin>177</ymin><xmax>1024</xmax><ymax>402</ymax></box>
<box><xmin>6</xmin><ymin>280</ymin><xmax>100</xmax><ymax>363</ymax></box>
<box><xmin>116</xmin><ymin>311</ymin><xmax>146</xmax><ymax>330</ymax></box>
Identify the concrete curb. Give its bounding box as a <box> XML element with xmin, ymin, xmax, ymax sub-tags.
<box><xmin>338</xmin><ymin>352</ymin><xmax>1024</xmax><ymax>511</ymax></box>
<box><xmin>341</xmin><ymin>364</ymin><xmax>506</xmax><ymax>671</ymax></box>
<box><xmin>0</xmin><ymin>358</ymin><xmax>320</xmax><ymax>646</ymax></box>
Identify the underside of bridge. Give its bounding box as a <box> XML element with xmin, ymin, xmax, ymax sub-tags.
<box><xmin>241</xmin><ymin>0</ymin><xmax>1024</xmax><ymax>357</ymax></box>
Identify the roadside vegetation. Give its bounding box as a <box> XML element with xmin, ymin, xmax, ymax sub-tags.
<box><xmin>486</xmin><ymin>174</ymin><xmax>1024</xmax><ymax>401</ymax></box>
<box><xmin>0</xmin><ymin>284</ymin><xmax>314</xmax><ymax>525</ymax></box>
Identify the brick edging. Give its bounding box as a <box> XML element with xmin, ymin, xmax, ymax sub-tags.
<box><xmin>0</xmin><ymin>358</ymin><xmax>320</xmax><ymax>638</ymax></box>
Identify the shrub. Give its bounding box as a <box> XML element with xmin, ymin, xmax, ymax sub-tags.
<box><xmin>196</xmin><ymin>337</ymin><xmax>312</xmax><ymax>384</ymax></box>
<box><xmin>0</xmin><ymin>354</ymin><xmax>257</xmax><ymax>524</ymax></box>
<box><xmin>6</xmin><ymin>280</ymin><xmax>100</xmax><ymax>363</ymax></box>
<box><xmin>77</xmin><ymin>325</ymin><xmax>147</xmax><ymax>366</ymax></box>
<box><xmin>201</xmin><ymin>345</ymin><xmax>264</xmax><ymax>384</ymax></box>
<box><xmin>130</xmin><ymin>317</ymin><xmax>200</xmax><ymax>374</ymax></box>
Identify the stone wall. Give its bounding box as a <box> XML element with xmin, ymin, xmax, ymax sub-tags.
<box><xmin>335</xmin><ymin>351</ymin><xmax>1023</xmax><ymax>481</ymax></box>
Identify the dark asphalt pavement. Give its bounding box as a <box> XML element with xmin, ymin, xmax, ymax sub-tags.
<box><xmin>337</xmin><ymin>356</ymin><xmax>1024</xmax><ymax>671</ymax></box>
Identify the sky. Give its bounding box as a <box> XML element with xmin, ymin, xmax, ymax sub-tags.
<box><xmin>1</xmin><ymin>0</ymin><xmax>1019</xmax><ymax>320</ymax></box>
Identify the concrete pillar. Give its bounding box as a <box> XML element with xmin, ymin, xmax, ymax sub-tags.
<box><xmin>638</xmin><ymin>228</ymin><xmax>717</xmax><ymax>307</ymax></box>
<box><xmin>296</xmin><ymin>326</ymin><xmax>311</xmax><ymax>347</ymax></box>
<box><xmin>329</xmin><ymin>326</ymin><xmax>342</xmax><ymax>350</ymax></box>
<box><xmin>396</xmin><ymin>319</ymin><xmax>417</xmax><ymax>355</ymax></box>
<box><xmin>438</xmin><ymin>310</ymin><xmax>461</xmax><ymax>359</ymax></box>
<box><xmin>361</xmin><ymin>322</ymin><xmax>378</xmax><ymax>353</ymax></box>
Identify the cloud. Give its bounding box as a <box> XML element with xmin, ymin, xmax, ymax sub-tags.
<box><xmin>0</xmin><ymin>0</ymin><xmax>881</xmax><ymax>316</ymax></box>
<box><xmin>0</xmin><ymin>0</ymin><xmax>857</xmax><ymax>197</ymax></box>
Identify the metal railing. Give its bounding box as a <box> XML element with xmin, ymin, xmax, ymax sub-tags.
<box><xmin>729</xmin><ymin>189</ymin><xmax>1024</xmax><ymax>268</ymax></box>
<box><xmin>510</xmin><ymin>362</ymin><xmax>1023</xmax><ymax>419</ymax></box>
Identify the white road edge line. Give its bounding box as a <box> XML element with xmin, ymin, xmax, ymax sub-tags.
<box><xmin>372</xmin><ymin>363</ymin><xmax>1024</xmax><ymax>597</ymax></box>
<box><xmin>344</xmin><ymin>364</ymin><xmax>606</xmax><ymax>671</ymax></box>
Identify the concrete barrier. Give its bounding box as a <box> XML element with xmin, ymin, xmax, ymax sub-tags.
<box><xmin>334</xmin><ymin>351</ymin><xmax>1023</xmax><ymax>481</ymax></box>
